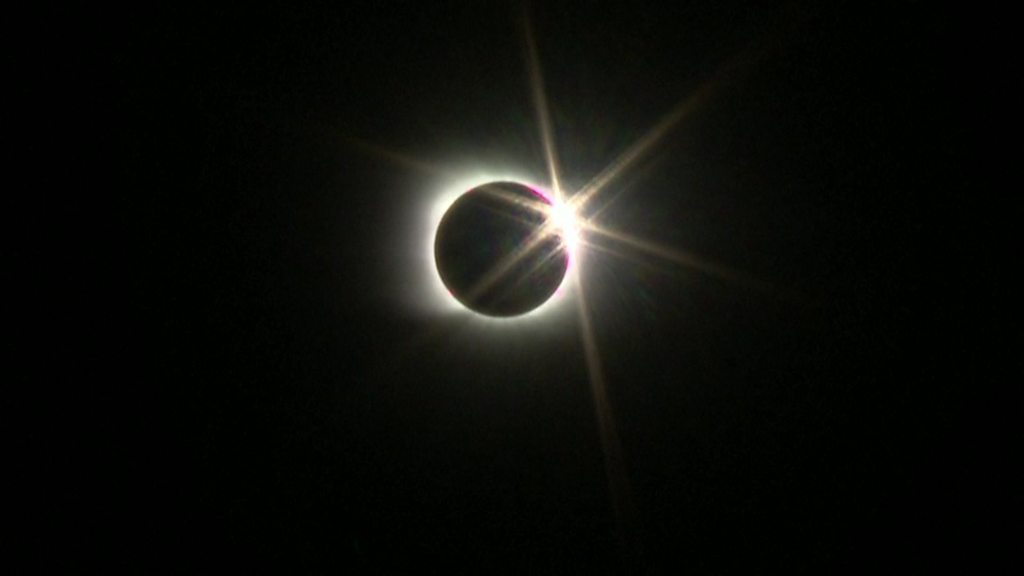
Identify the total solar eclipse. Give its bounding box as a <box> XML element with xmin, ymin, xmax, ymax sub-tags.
<box><xmin>433</xmin><ymin>181</ymin><xmax>573</xmax><ymax>317</ymax></box>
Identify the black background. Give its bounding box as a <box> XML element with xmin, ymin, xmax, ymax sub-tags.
<box><xmin>14</xmin><ymin>1</ymin><xmax>1014</xmax><ymax>573</ymax></box>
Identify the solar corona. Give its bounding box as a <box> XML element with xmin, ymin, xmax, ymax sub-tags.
<box><xmin>433</xmin><ymin>181</ymin><xmax>578</xmax><ymax>318</ymax></box>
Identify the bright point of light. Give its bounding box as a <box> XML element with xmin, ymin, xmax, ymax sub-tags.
<box><xmin>420</xmin><ymin>172</ymin><xmax>581</xmax><ymax>326</ymax></box>
<box><xmin>549</xmin><ymin>199</ymin><xmax>582</xmax><ymax>258</ymax></box>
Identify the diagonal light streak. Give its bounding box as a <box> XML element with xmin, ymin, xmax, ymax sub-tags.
<box><xmin>568</xmin><ymin>10</ymin><xmax>803</xmax><ymax>219</ymax></box>
<box><xmin>342</xmin><ymin>136</ymin><xmax>455</xmax><ymax>177</ymax></box>
<box><xmin>451</xmin><ymin>183</ymin><xmax>572</xmax><ymax>305</ymax></box>
<box><xmin>573</xmin><ymin>272</ymin><xmax>644</xmax><ymax>569</ymax></box>
<box><xmin>477</xmin><ymin>184</ymin><xmax>553</xmax><ymax>219</ymax></box>
<box><xmin>507</xmin><ymin>239</ymin><xmax>569</xmax><ymax>290</ymax></box>
<box><xmin>462</xmin><ymin>217</ymin><xmax>565</xmax><ymax>305</ymax></box>
<box><xmin>577</xmin><ymin>237</ymin><xmax>651</xmax><ymax>267</ymax></box>
<box><xmin>524</xmin><ymin>9</ymin><xmax>564</xmax><ymax>201</ymax></box>
<box><xmin>570</xmin><ymin>78</ymin><xmax>718</xmax><ymax>214</ymax></box>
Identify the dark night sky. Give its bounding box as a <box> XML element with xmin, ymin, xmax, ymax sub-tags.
<box><xmin>14</xmin><ymin>1</ymin><xmax>1015</xmax><ymax>573</ymax></box>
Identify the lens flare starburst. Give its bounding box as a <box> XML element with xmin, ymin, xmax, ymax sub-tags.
<box><xmin>342</xmin><ymin>8</ymin><xmax>778</xmax><ymax>570</ymax></box>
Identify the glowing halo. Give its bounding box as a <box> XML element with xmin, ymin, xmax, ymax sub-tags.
<box><xmin>420</xmin><ymin>172</ymin><xmax>582</xmax><ymax>326</ymax></box>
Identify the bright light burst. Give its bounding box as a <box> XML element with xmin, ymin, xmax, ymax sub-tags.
<box><xmin>346</xmin><ymin>10</ymin><xmax>767</xmax><ymax>569</ymax></box>
<box><xmin>549</xmin><ymin>198</ymin><xmax>582</xmax><ymax>256</ymax></box>
<box><xmin>420</xmin><ymin>173</ymin><xmax>581</xmax><ymax>326</ymax></box>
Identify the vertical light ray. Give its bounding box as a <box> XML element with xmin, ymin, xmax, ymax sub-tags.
<box><xmin>574</xmin><ymin>273</ymin><xmax>644</xmax><ymax>569</ymax></box>
<box><xmin>526</xmin><ymin>9</ymin><xmax>641</xmax><ymax>566</ymax></box>
<box><xmin>524</xmin><ymin>11</ymin><xmax>564</xmax><ymax>201</ymax></box>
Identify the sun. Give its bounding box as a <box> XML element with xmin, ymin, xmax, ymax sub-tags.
<box><xmin>423</xmin><ymin>174</ymin><xmax>583</xmax><ymax>324</ymax></box>
<box><xmin>347</xmin><ymin>11</ymin><xmax>769</xmax><ymax>569</ymax></box>
<box><xmin>529</xmin><ymin>182</ymin><xmax>583</xmax><ymax>277</ymax></box>
<box><xmin>548</xmin><ymin>196</ymin><xmax>582</xmax><ymax>261</ymax></box>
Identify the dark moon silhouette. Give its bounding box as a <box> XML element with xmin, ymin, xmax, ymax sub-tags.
<box><xmin>434</xmin><ymin>181</ymin><xmax>570</xmax><ymax>317</ymax></box>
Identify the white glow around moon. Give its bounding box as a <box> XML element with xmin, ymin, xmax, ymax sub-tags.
<box><xmin>417</xmin><ymin>171</ymin><xmax>582</xmax><ymax>326</ymax></box>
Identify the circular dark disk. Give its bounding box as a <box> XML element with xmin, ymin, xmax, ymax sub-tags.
<box><xmin>434</xmin><ymin>181</ymin><xmax>570</xmax><ymax>317</ymax></box>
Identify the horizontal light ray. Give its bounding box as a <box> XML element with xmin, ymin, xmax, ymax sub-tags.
<box><xmin>524</xmin><ymin>10</ymin><xmax>563</xmax><ymax>201</ymax></box>
<box><xmin>584</xmin><ymin>222</ymin><xmax>772</xmax><ymax>290</ymax></box>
